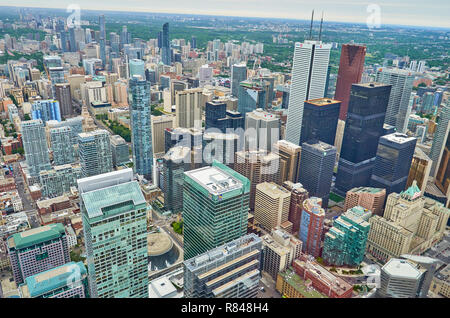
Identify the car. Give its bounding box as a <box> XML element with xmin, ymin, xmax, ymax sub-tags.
<box><xmin>260</xmin><ymin>287</ymin><xmax>265</xmax><ymax>292</ymax></box>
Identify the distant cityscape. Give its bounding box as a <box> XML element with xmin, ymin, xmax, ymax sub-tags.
<box><xmin>0</xmin><ymin>4</ymin><xmax>449</xmax><ymax>300</ymax></box>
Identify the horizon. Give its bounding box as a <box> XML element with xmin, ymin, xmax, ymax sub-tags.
<box><xmin>2</xmin><ymin>1</ymin><xmax>450</xmax><ymax>29</ymax></box>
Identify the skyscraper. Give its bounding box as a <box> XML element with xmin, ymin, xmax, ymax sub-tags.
<box><xmin>78</xmin><ymin>129</ymin><xmax>113</xmax><ymax>178</ymax></box>
<box><xmin>322</xmin><ymin>206</ymin><xmax>371</xmax><ymax>267</ymax></box>
<box><xmin>183</xmin><ymin>234</ymin><xmax>262</xmax><ymax>298</ymax></box>
<box><xmin>299</xmin><ymin>197</ymin><xmax>325</xmax><ymax>258</ymax></box>
<box><xmin>254</xmin><ymin>182</ymin><xmax>291</xmax><ymax>232</ymax></box>
<box><xmin>285</xmin><ymin>40</ymin><xmax>331</xmax><ymax>146</ymax></box>
<box><xmin>282</xmin><ymin>181</ymin><xmax>309</xmax><ymax>235</ymax></box>
<box><xmin>334</xmin><ymin>83</ymin><xmax>391</xmax><ymax>195</ymax></box>
<box><xmin>300</xmin><ymin>98</ymin><xmax>340</xmax><ymax>145</ymax></box>
<box><xmin>129</xmin><ymin>76</ymin><xmax>153</xmax><ymax>179</ymax></box>
<box><xmin>273</xmin><ymin>140</ymin><xmax>302</xmax><ymax>184</ymax></box>
<box><xmin>429</xmin><ymin>102</ymin><xmax>450</xmax><ymax>176</ymax></box>
<box><xmin>237</xmin><ymin>79</ymin><xmax>268</xmax><ymax>116</ymax></box>
<box><xmin>299</xmin><ymin>140</ymin><xmax>336</xmax><ymax>208</ymax></box>
<box><xmin>78</xmin><ymin>169</ymin><xmax>149</xmax><ymax>298</ymax></box>
<box><xmin>50</xmin><ymin>126</ymin><xmax>75</xmax><ymax>165</ymax></box>
<box><xmin>370</xmin><ymin>133</ymin><xmax>417</xmax><ymax>195</ymax></box>
<box><xmin>334</xmin><ymin>44</ymin><xmax>366</xmax><ymax>121</ymax></box>
<box><xmin>110</xmin><ymin>134</ymin><xmax>129</xmax><ymax>167</ymax></box>
<box><xmin>162</xmin><ymin>146</ymin><xmax>191</xmax><ymax>214</ymax></box>
<box><xmin>343</xmin><ymin>187</ymin><xmax>386</xmax><ymax>216</ymax></box>
<box><xmin>7</xmin><ymin>223</ymin><xmax>71</xmax><ymax>285</ymax></box>
<box><xmin>31</xmin><ymin>100</ymin><xmax>62</xmax><ymax>123</ymax></box>
<box><xmin>205</xmin><ymin>101</ymin><xmax>244</xmax><ymax>133</ymax></box>
<box><xmin>129</xmin><ymin>59</ymin><xmax>145</xmax><ymax>79</ymax></box>
<box><xmin>245</xmin><ymin>108</ymin><xmax>280</xmax><ymax>152</ymax></box>
<box><xmin>175</xmin><ymin>88</ymin><xmax>202</xmax><ymax>129</ymax></box>
<box><xmin>54</xmin><ymin>83</ymin><xmax>73</xmax><ymax>118</ymax></box>
<box><xmin>99</xmin><ymin>15</ymin><xmax>106</xmax><ymax>66</ymax></box>
<box><xmin>376</xmin><ymin>68</ymin><xmax>415</xmax><ymax>133</ymax></box>
<box><xmin>231</xmin><ymin>63</ymin><xmax>247</xmax><ymax>97</ymax></box>
<box><xmin>161</xmin><ymin>22</ymin><xmax>171</xmax><ymax>65</ymax></box>
<box><xmin>183</xmin><ymin>161</ymin><xmax>250</xmax><ymax>260</ymax></box>
<box><xmin>406</xmin><ymin>147</ymin><xmax>432</xmax><ymax>194</ymax></box>
<box><xmin>21</xmin><ymin>119</ymin><xmax>51</xmax><ymax>176</ymax></box>
<box><xmin>435</xmin><ymin>128</ymin><xmax>450</xmax><ymax>199</ymax></box>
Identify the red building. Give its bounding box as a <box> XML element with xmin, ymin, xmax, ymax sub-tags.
<box><xmin>292</xmin><ymin>254</ymin><xmax>353</xmax><ymax>298</ymax></box>
<box><xmin>299</xmin><ymin>197</ymin><xmax>324</xmax><ymax>258</ymax></box>
<box><xmin>283</xmin><ymin>181</ymin><xmax>309</xmax><ymax>235</ymax></box>
<box><xmin>334</xmin><ymin>44</ymin><xmax>366</xmax><ymax>120</ymax></box>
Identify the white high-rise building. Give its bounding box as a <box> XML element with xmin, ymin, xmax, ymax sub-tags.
<box><xmin>376</xmin><ymin>68</ymin><xmax>415</xmax><ymax>133</ymax></box>
<box><xmin>417</xmin><ymin>60</ymin><xmax>426</xmax><ymax>73</ymax></box>
<box><xmin>285</xmin><ymin>40</ymin><xmax>331</xmax><ymax>146</ymax></box>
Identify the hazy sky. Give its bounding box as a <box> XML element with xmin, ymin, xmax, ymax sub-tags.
<box><xmin>3</xmin><ymin>0</ymin><xmax>450</xmax><ymax>28</ymax></box>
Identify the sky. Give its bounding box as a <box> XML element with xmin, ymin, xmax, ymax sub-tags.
<box><xmin>2</xmin><ymin>0</ymin><xmax>450</xmax><ymax>28</ymax></box>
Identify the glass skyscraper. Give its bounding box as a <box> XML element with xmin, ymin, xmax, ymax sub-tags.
<box><xmin>183</xmin><ymin>161</ymin><xmax>250</xmax><ymax>260</ymax></box>
<box><xmin>130</xmin><ymin>75</ymin><xmax>153</xmax><ymax>180</ymax></box>
<box><xmin>50</xmin><ymin>126</ymin><xmax>75</xmax><ymax>166</ymax></box>
<box><xmin>335</xmin><ymin>83</ymin><xmax>392</xmax><ymax>195</ymax></box>
<box><xmin>31</xmin><ymin>100</ymin><xmax>62</xmax><ymax>124</ymax></box>
<box><xmin>161</xmin><ymin>22</ymin><xmax>171</xmax><ymax>65</ymax></box>
<box><xmin>231</xmin><ymin>63</ymin><xmax>247</xmax><ymax>97</ymax></box>
<box><xmin>78</xmin><ymin>129</ymin><xmax>113</xmax><ymax>178</ymax></box>
<box><xmin>79</xmin><ymin>169</ymin><xmax>149</xmax><ymax>298</ymax></box>
<box><xmin>21</xmin><ymin>119</ymin><xmax>51</xmax><ymax>176</ymax></box>
<box><xmin>370</xmin><ymin>133</ymin><xmax>417</xmax><ymax>195</ymax></box>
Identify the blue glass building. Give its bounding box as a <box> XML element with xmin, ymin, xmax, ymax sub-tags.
<box><xmin>31</xmin><ymin>100</ymin><xmax>62</xmax><ymax>123</ymax></box>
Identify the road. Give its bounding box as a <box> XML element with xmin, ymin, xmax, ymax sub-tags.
<box><xmin>151</xmin><ymin>208</ymin><xmax>184</xmax><ymax>248</ymax></box>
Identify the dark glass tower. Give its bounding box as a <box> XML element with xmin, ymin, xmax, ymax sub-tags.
<box><xmin>205</xmin><ymin>101</ymin><xmax>244</xmax><ymax>133</ymax></box>
<box><xmin>161</xmin><ymin>23</ymin><xmax>171</xmax><ymax>65</ymax></box>
<box><xmin>334</xmin><ymin>83</ymin><xmax>392</xmax><ymax>196</ymax></box>
<box><xmin>300</xmin><ymin>98</ymin><xmax>341</xmax><ymax>145</ymax></box>
<box><xmin>370</xmin><ymin>133</ymin><xmax>417</xmax><ymax>195</ymax></box>
<box><xmin>299</xmin><ymin>140</ymin><xmax>336</xmax><ymax>208</ymax></box>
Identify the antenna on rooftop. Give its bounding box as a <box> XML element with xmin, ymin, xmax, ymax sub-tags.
<box><xmin>319</xmin><ymin>11</ymin><xmax>324</xmax><ymax>41</ymax></box>
<box><xmin>309</xmin><ymin>10</ymin><xmax>314</xmax><ymax>40</ymax></box>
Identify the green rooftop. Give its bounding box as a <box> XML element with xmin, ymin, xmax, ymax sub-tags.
<box><xmin>81</xmin><ymin>181</ymin><xmax>146</xmax><ymax>219</ymax></box>
<box><xmin>7</xmin><ymin>223</ymin><xmax>66</xmax><ymax>250</ymax></box>
<box><xmin>279</xmin><ymin>267</ymin><xmax>327</xmax><ymax>298</ymax></box>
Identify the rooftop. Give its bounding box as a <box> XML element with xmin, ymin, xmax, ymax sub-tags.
<box><xmin>382</xmin><ymin>133</ymin><xmax>417</xmax><ymax>144</ymax></box>
<box><xmin>279</xmin><ymin>267</ymin><xmax>327</xmax><ymax>298</ymax></box>
<box><xmin>306</xmin><ymin>97</ymin><xmax>341</xmax><ymax>106</ymax></box>
<box><xmin>184</xmin><ymin>165</ymin><xmax>242</xmax><ymax>196</ymax></box>
<box><xmin>21</xmin><ymin>262</ymin><xmax>86</xmax><ymax>297</ymax></box>
<box><xmin>256</xmin><ymin>182</ymin><xmax>291</xmax><ymax>199</ymax></box>
<box><xmin>349</xmin><ymin>186</ymin><xmax>385</xmax><ymax>194</ymax></box>
<box><xmin>7</xmin><ymin>223</ymin><xmax>66</xmax><ymax>250</ymax></box>
<box><xmin>382</xmin><ymin>258</ymin><xmax>423</xmax><ymax>279</ymax></box>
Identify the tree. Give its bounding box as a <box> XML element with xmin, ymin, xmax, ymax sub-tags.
<box><xmin>23</xmin><ymin>114</ymin><xmax>31</xmax><ymax>121</ymax></box>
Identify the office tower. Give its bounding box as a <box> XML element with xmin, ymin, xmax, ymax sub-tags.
<box><xmin>129</xmin><ymin>76</ymin><xmax>153</xmax><ymax>179</ymax></box>
<box><xmin>237</xmin><ymin>79</ymin><xmax>268</xmax><ymax>116</ymax></box>
<box><xmin>184</xmin><ymin>234</ymin><xmax>262</xmax><ymax>298</ymax></box>
<box><xmin>7</xmin><ymin>223</ymin><xmax>70</xmax><ymax>285</ymax></box>
<box><xmin>300</xmin><ymin>98</ymin><xmax>340</xmax><ymax>145</ymax></box>
<box><xmin>273</xmin><ymin>140</ymin><xmax>301</xmax><ymax>184</ymax></box>
<box><xmin>435</xmin><ymin>128</ymin><xmax>450</xmax><ymax>198</ymax></box>
<box><xmin>406</xmin><ymin>147</ymin><xmax>432</xmax><ymax>194</ymax></box>
<box><xmin>322</xmin><ymin>206</ymin><xmax>371</xmax><ymax>267</ymax></box>
<box><xmin>429</xmin><ymin>102</ymin><xmax>450</xmax><ymax>176</ymax></box>
<box><xmin>401</xmin><ymin>254</ymin><xmax>440</xmax><ymax>298</ymax></box>
<box><xmin>377</xmin><ymin>258</ymin><xmax>425</xmax><ymax>298</ymax></box>
<box><xmin>299</xmin><ymin>197</ymin><xmax>325</xmax><ymax>258</ymax></box>
<box><xmin>191</xmin><ymin>36</ymin><xmax>197</xmax><ymax>49</ymax></box>
<box><xmin>32</xmin><ymin>100</ymin><xmax>62</xmax><ymax>123</ymax></box>
<box><xmin>334</xmin><ymin>44</ymin><xmax>366</xmax><ymax>121</ymax></box>
<box><xmin>299</xmin><ymin>140</ymin><xmax>336</xmax><ymax>208</ymax></box>
<box><xmin>129</xmin><ymin>59</ymin><xmax>145</xmax><ymax>79</ymax></box>
<box><xmin>344</xmin><ymin>187</ymin><xmax>386</xmax><ymax>216</ymax></box>
<box><xmin>283</xmin><ymin>181</ymin><xmax>309</xmax><ymax>234</ymax></box>
<box><xmin>367</xmin><ymin>182</ymin><xmax>450</xmax><ymax>263</ymax></box>
<box><xmin>162</xmin><ymin>146</ymin><xmax>190</xmax><ymax>214</ymax></box>
<box><xmin>19</xmin><ymin>262</ymin><xmax>88</xmax><ymax>298</ymax></box>
<box><xmin>234</xmin><ymin>150</ymin><xmax>281</xmax><ymax>209</ymax></box>
<box><xmin>376</xmin><ymin>68</ymin><xmax>414</xmax><ymax>132</ymax></box>
<box><xmin>254</xmin><ymin>182</ymin><xmax>291</xmax><ymax>231</ymax></box>
<box><xmin>175</xmin><ymin>88</ymin><xmax>202</xmax><ymax>129</ymax></box>
<box><xmin>231</xmin><ymin>63</ymin><xmax>247</xmax><ymax>97</ymax></box>
<box><xmin>370</xmin><ymin>133</ymin><xmax>417</xmax><ymax>195</ymax></box>
<box><xmin>47</xmin><ymin>117</ymin><xmax>83</xmax><ymax>145</ymax></box>
<box><xmin>110</xmin><ymin>134</ymin><xmax>129</xmax><ymax>166</ymax></box>
<box><xmin>164</xmin><ymin>127</ymin><xmax>203</xmax><ymax>154</ymax></box>
<box><xmin>151</xmin><ymin>115</ymin><xmax>174</xmax><ymax>155</ymax></box>
<box><xmin>39</xmin><ymin>164</ymin><xmax>81</xmax><ymax>198</ymax></box>
<box><xmin>205</xmin><ymin>101</ymin><xmax>244</xmax><ymax>133</ymax></box>
<box><xmin>161</xmin><ymin>23</ymin><xmax>171</xmax><ymax>65</ymax></box>
<box><xmin>78</xmin><ymin>129</ymin><xmax>113</xmax><ymax>178</ymax></box>
<box><xmin>50</xmin><ymin>126</ymin><xmax>75</xmax><ymax>165</ymax></box>
<box><xmin>245</xmin><ymin>109</ymin><xmax>280</xmax><ymax>152</ymax></box>
<box><xmin>262</xmin><ymin>228</ymin><xmax>302</xmax><ymax>281</ymax></box>
<box><xmin>334</xmin><ymin>119</ymin><xmax>346</xmax><ymax>158</ymax></box>
<box><xmin>203</xmin><ymin>132</ymin><xmax>239</xmax><ymax>167</ymax></box>
<box><xmin>171</xmin><ymin>80</ymin><xmax>188</xmax><ymax>105</ymax></box>
<box><xmin>285</xmin><ymin>40</ymin><xmax>332</xmax><ymax>146</ymax></box>
<box><xmin>335</xmin><ymin>83</ymin><xmax>391</xmax><ymax>195</ymax></box>
<box><xmin>78</xmin><ymin>169</ymin><xmax>148</xmax><ymax>298</ymax></box>
<box><xmin>99</xmin><ymin>15</ymin><xmax>106</xmax><ymax>66</ymax></box>
<box><xmin>54</xmin><ymin>83</ymin><xmax>72</xmax><ymax>118</ymax></box>
<box><xmin>21</xmin><ymin>119</ymin><xmax>51</xmax><ymax>176</ymax></box>
<box><xmin>183</xmin><ymin>162</ymin><xmax>250</xmax><ymax>259</ymax></box>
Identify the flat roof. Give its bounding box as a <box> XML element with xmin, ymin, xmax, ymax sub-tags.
<box><xmin>382</xmin><ymin>133</ymin><xmax>417</xmax><ymax>144</ymax></box>
<box><xmin>184</xmin><ymin>166</ymin><xmax>243</xmax><ymax>196</ymax></box>
<box><xmin>8</xmin><ymin>223</ymin><xmax>66</xmax><ymax>250</ymax></box>
<box><xmin>149</xmin><ymin>276</ymin><xmax>177</xmax><ymax>297</ymax></box>
<box><xmin>306</xmin><ymin>98</ymin><xmax>341</xmax><ymax>106</ymax></box>
<box><xmin>382</xmin><ymin>259</ymin><xmax>423</xmax><ymax>279</ymax></box>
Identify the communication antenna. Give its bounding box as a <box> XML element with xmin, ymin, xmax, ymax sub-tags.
<box><xmin>309</xmin><ymin>10</ymin><xmax>314</xmax><ymax>40</ymax></box>
<box><xmin>319</xmin><ymin>11</ymin><xmax>324</xmax><ymax>41</ymax></box>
